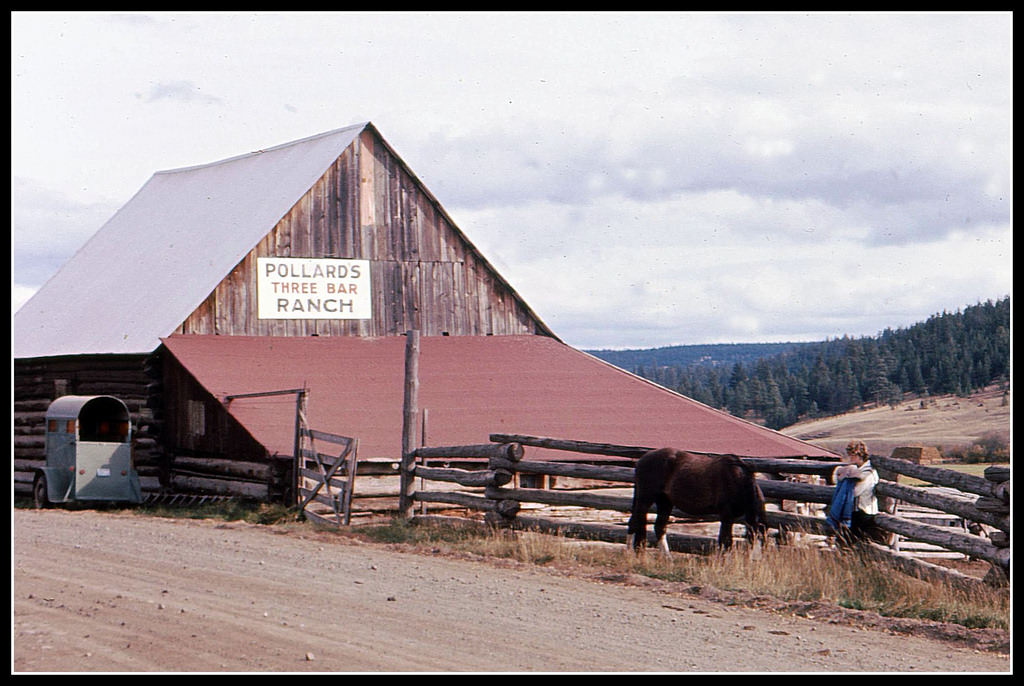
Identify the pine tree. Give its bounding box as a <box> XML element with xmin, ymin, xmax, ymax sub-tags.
<box><xmin>600</xmin><ymin>296</ymin><xmax>1009</xmax><ymax>430</ymax></box>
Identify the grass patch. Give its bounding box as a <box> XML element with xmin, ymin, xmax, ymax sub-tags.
<box><xmin>889</xmin><ymin>461</ymin><xmax>1008</xmax><ymax>487</ymax></box>
<box><xmin>352</xmin><ymin>517</ymin><xmax>490</xmax><ymax>545</ymax></box>
<box><xmin>14</xmin><ymin>495</ymin><xmax>298</xmax><ymax>524</ymax></box>
<box><xmin>128</xmin><ymin>499</ymin><xmax>299</xmax><ymax>525</ymax></box>
<box><xmin>353</xmin><ymin>518</ymin><xmax>1010</xmax><ymax>632</ymax></box>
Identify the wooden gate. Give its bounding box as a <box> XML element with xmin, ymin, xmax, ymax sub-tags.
<box><xmin>297</xmin><ymin>427</ymin><xmax>358</xmax><ymax>526</ymax></box>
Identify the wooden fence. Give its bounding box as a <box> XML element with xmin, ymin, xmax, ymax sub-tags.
<box><xmin>400</xmin><ymin>434</ymin><xmax>1010</xmax><ymax>585</ymax></box>
<box><xmin>297</xmin><ymin>428</ymin><xmax>358</xmax><ymax>527</ymax></box>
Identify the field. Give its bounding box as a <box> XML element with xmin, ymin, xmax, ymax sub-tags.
<box><xmin>780</xmin><ymin>384</ymin><xmax>1010</xmax><ymax>460</ymax></box>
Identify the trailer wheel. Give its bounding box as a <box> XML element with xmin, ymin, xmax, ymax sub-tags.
<box><xmin>32</xmin><ymin>473</ymin><xmax>50</xmax><ymax>509</ymax></box>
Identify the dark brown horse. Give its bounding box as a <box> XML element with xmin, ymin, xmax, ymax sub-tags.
<box><xmin>627</xmin><ymin>448</ymin><xmax>768</xmax><ymax>553</ymax></box>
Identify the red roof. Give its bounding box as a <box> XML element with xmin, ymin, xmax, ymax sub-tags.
<box><xmin>161</xmin><ymin>334</ymin><xmax>839</xmax><ymax>461</ymax></box>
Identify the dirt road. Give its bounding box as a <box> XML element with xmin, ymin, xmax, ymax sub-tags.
<box><xmin>13</xmin><ymin>509</ymin><xmax>1010</xmax><ymax>673</ymax></box>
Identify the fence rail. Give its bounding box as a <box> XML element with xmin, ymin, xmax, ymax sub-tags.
<box><xmin>403</xmin><ymin>434</ymin><xmax>1010</xmax><ymax>584</ymax></box>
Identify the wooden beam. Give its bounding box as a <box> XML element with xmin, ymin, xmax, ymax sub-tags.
<box><xmin>490</xmin><ymin>457</ymin><xmax>635</xmax><ymax>483</ymax></box>
<box><xmin>510</xmin><ymin>514</ymin><xmax>719</xmax><ymax>555</ymax></box>
<box><xmin>414</xmin><ymin>443</ymin><xmax>524</xmax><ymax>461</ymax></box>
<box><xmin>877</xmin><ymin>481</ymin><xmax>1009</xmax><ymax>532</ymax></box>
<box><xmin>871</xmin><ymin>455</ymin><xmax>1002</xmax><ymax>499</ymax></box>
<box><xmin>489</xmin><ymin>433</ymin><xmax>651</xmax><ymax>459</ymax></box>
<box><xmin>399</xmin><ymin>330</ymin><xmax>420</xmax><ymax>518</ymax></box>
<box><xmin>412</xmin><ymin>465</ymin><xmax>513</xmax><ymax>488</ymax></box>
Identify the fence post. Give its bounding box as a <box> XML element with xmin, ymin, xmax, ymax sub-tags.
<box><xmin>292</xmin><ymin>388</ymin><xmax>307</xmax><ymax>506</ymax></box>
<box><xmin>399</xmin><ymin>330</ymin><xmax>420</xmax><ymax>519</ymax></box>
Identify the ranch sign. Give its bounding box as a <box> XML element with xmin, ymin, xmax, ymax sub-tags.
<box><xmin>257</xmin><ymin>257</ymin><xmax>371</xmax><ymax>320</ymax></box>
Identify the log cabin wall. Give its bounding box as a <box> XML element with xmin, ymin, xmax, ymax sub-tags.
<box><xmin>159</xmin><ymin>352</ymin><xmax>291</xmax><ymax>502</ymax></box>
<box><xmin>160</xmin><ymin>357</ymin><xmax>268</xmax><ymax>463</ymax></box>
<box><xmin>13</xmin><ymin>354</ymin><xmax>163</xmax><ymax>497</ymax></box>
<box><xmin>14</xmin><ymin>351</ymin><xmax>291</xmax><ymax>502</ymax></box>
<box><xmin>178</xmin><ymin>128</ymin><xmax>548</xmax><ymax>339</ymax></box>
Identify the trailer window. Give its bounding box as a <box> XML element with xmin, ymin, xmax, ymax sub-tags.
<box><xmin>79</xmin><ymin>419</ymin><xmax>130</xmax><ymax>443</ymax></box>
<box><xmin>77</xmin><ymin>398</ymin><xmax>131</xmax><ymax>442</ymax></box>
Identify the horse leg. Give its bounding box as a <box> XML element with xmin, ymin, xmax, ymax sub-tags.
<box><xmin>653</xmin><ymin>493</ymin><xmax>673</xmax><ymax>556</ymax></box>
<box><xmin>625</xmin><ymin>512</ymin><xmax>644</xmax><ymax>551</ymax></box>
<box><xmin>626</xmin><ymin>494</ymin><xmax>652</xmax><ymax>552</ymax></box>
<box><xmin>717</xmin><ymin>514</ymin><xmax>734</xmax><ymax>549</ymax></box>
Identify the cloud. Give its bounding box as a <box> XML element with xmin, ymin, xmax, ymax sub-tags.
<box><xmin>11</xmin><ymin>285</ymin><xmax>38</xmax><ymax>314</ymax></box>
<box><xmin>10</xmin><ymin>11</ymin><xmax>1012</xmax><ymax>349</ymax></box>
<box><xmin>11</xmin><ymin>177</ymin><xmax>121</xmax><ymax>292</ymax></box>
<box><xmin>106</xmin><ymin>12</ymin><xmax>164</xmax><ymax>27</ymax></box>
<box><xmin>457</xmin><ymin>190</ymin><xmax>1011</xmax><ymax>348</ymax></box>
<box><xmin>137</xmin><ymin>79</ymin><xmax>223</xmax><ymax>105</ymax></box>
<box><xmin>410</xmin><ymin>88</ymin><xmax>1008</xmax><ymax>251</ymax></box>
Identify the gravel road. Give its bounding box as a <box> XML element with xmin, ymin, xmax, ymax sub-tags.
<box><xmin>13</xmin><ymin>509</ymin><xmax>1010</xmax><ymax>673</ymax></box>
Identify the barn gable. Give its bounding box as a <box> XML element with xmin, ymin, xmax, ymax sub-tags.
<box><xmin>14</xmin><ymin>122</ymin><xmax>554</xmax><ymax>359</ymax></box>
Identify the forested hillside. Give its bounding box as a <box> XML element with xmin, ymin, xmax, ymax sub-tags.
<box><xmin>587</xmin><ymin>297</ymin><xmax>1010</xmax><ymax>430</ymax></box>
<box><xmin>588</xmin><ymin>342</ymin><xmax>815</xmax><ymax>371</ymax></box>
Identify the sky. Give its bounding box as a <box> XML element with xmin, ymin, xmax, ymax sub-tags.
<box><xmin>11</xmin><ymin>11</ymin><xmax>1013</xmax><ymax>350</ymax></box>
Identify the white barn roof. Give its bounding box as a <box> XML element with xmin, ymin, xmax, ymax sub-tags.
<box><xmin>14</xmin><ymin>123</ymin><xmax>367</xmax><ymax>358</ymax></box>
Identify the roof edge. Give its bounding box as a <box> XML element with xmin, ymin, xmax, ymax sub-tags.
<box><xmin>569</xmin><ymin>346</ymin><xmax>842</xmax><ymax>459</ymax></box>
<box><xmin>153</xmin><ymin>122</ymin><xmax>371</xmax><ymax>176</ymax></box>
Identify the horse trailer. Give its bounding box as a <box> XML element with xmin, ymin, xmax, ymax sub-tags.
<box><xmin>33</xmin><ymin>395</ymin><xmax>142</xmax><ymax>507</ymax></box>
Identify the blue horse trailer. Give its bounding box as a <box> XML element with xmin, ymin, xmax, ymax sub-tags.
<box><xmin>33</xmin><ymin>395</ymin><xmax>142</xmax><ymax>507</ymax></box>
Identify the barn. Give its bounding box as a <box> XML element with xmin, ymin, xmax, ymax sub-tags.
<box><xmin>13</xmin><ymin>121</ymin><xmax>837</xmax><ymax>503</ymax></box>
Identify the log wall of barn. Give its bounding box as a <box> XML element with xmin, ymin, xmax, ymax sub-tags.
<box><xmin>178</xmin><ymin>128</ymin><xmax>549</xmax><ymax>339</ymax></box>
<box><xmin>13</xmin><ymin>354</ymin><xmax>164</xmax><ymax>497</ymax></box>
<box><xmin>158</xmin><ymin>350</ymin><xmax>292</xmax><ymax>502</ymax></box>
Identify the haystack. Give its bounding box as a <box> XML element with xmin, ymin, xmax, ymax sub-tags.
<box><xmin>890</xmin><ymin>445</ymin><xmax>943</xmax><ymax>464</ymax></box>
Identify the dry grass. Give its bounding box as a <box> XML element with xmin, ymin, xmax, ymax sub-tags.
<box><xmin>19</xmin><ymin>497</ymin><xmax>1007</xmax><ymax>633</ymax></box>
<box><xmin>637</xmin><ymin>543</ymin><xmax>1007</xmax><ymax>629</ymax></box>
<box><xmin>782</xmin><ymin>385</ymin><xmax>1010</xmax><ymax>458</ymax></box>
<box><xmin>353</xmin><ymin>518</ymin><xmax>1009</xmax><ymax>631</ymax></box>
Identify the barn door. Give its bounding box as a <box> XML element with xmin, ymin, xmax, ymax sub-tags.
<box><xmin>297</xmin><ymin>428</ymin><xmax>359</xmax><ymax>526</ymax></box>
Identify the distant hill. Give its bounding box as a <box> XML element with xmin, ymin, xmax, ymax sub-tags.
<box><xmin>585</xmin><ymin>342</ymin><xmax>814</xmax><ymax>371</ymax></box>
<box><xmin>586</xmin><ymin>297</ymin><xmax>1010</xmax><ymax>432</ymax></box>
<box><xmin>781</xmin><ymin>384</ymin><xmax>1010</xmax><ymax>459</ymax></box>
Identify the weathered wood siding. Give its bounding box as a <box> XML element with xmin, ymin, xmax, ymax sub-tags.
<box><xmin>179</xmin><ymin>128</ymin><xmax>550</xmax><ymax>339</ymax></box>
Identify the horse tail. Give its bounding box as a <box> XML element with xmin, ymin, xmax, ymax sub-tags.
<box><xmin>628</xmin><ymin>448</ymin><xmax>676</xmax><ymax>550</ymax></box>
<box><xmin>750</xmin><ymin>479</ymin><xmax>766</xmax><ymax>517</ymax></box>
<box><xmin>729</xmin><ymin>455</ymin><xmax>767</xmax><ymax>533</ymax></box>
<box><xmin>746</xmin><ymin>472</ymin><xmax>768</xmax><ymax>538</ymax></box>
